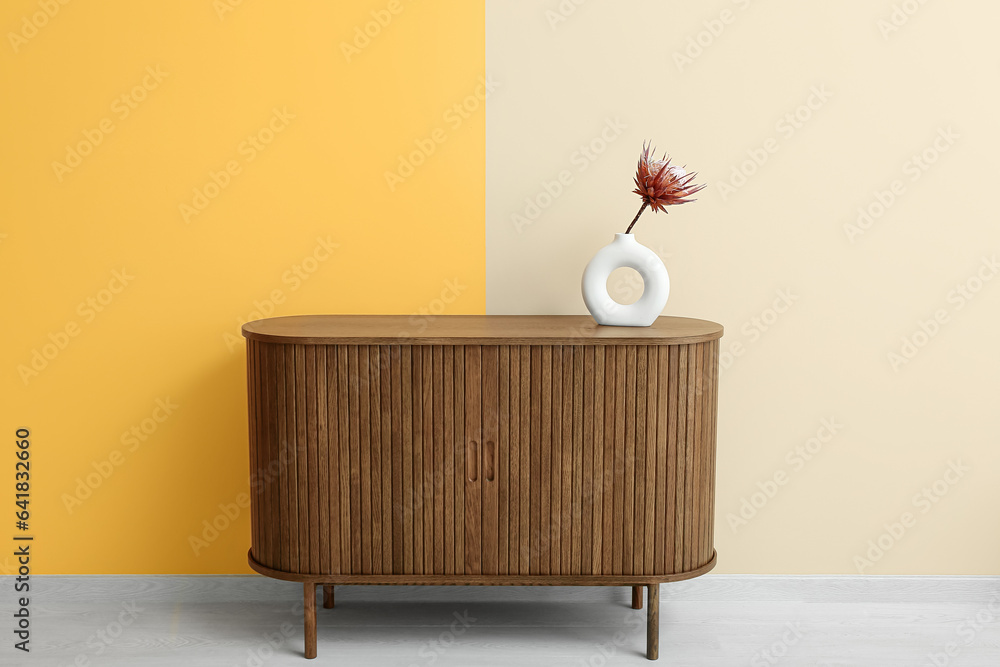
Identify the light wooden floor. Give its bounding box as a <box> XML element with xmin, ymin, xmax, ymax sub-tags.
<box><xmin>7</xmin><ymin>575</ymin><xmax>1000</xmax><ymax>666</ymax></box>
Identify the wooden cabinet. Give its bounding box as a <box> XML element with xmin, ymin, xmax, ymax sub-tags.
<box><xmin>242</xmin><ymin>315</ymin><xmax>723</xmax><ymax>660</ymax></box>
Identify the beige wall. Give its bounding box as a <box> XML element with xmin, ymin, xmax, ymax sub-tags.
<box><xmin>486</xmin><ymin>0</ymin><xmax>1000</xmax><ymax>574</ymax></box>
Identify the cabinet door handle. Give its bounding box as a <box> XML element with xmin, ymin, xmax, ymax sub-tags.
<box><xmin>467</xmin><ymin>440</ymin><xmax>479</xmax><ymax>482</ymax></box>
<box><xmin>484</xmin><ymin>440</ymin><xmax>495</xmax><ymax>482</ymax></box>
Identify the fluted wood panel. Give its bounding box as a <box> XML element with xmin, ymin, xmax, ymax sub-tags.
<box><xmin>247</xmin><ymin>339</ymin><xmax>719</xmax><ymax>580</ymax></box>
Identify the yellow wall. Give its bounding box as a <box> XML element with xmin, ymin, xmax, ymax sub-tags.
<box><xmin>486</xmin><ymin>1</ymin><xmax>1000</xmax><ymax>574</ymax></box>
<box><xmin>1</xmin><ymin>0</ymin><xmax>485</xmax><ymax>574</ymax></box>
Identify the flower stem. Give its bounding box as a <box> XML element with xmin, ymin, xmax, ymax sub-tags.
<box><xmin>625</xmin><ymin>202</ymin><xmax>648</xmax><ymax>234</ymax></box>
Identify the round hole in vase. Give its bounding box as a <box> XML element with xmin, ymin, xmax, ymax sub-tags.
<box><xmin>582</xmin><ymin>233</ymin><xmax>669</xmax><ymax>327</ymax></box>
<box><xmin>606</xmin><ymin>267</ymin><xmax>644</xmax><ymax>305</ymax></box>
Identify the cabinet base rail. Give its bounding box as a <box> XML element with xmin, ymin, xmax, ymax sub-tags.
<box><xmin>249</xmin><ymin>549</ymin><xmax>716</xmax><ymax>661</ymax></box>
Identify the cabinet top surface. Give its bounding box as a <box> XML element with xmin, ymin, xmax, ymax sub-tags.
<box><xmin>242</xmin><ymin>315</ymin><xmax>723</xmax><ymax>346</ymax></box>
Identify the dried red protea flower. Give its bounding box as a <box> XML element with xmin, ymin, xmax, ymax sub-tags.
<box><xmin>626</xmin><ymin>142</ymin><xmax>705</xmax><ymax>233</ymax></box>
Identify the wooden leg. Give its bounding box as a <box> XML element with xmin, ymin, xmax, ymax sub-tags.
<box><xmin>323</xmin><ymin>584</ymin><xmax>335</xmax><ymax>609</ymax></box>
<box><xmin>631</xmin><ymin>585</ymin><xmax>643</xmax><ymax>609</ymax></box>
<box><xmin>646</xmin><ymin>583</ymin><xmax>659</xmax><ymax>660</ymax></box>
<box><xmin>304</xmin><ymin>583</ymin><xmax>317</xmax><ymax>659</ymax></box>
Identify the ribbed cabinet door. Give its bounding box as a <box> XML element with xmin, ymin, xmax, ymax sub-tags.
<box><xmin>377</xmin><ymin>344</ymin><xmax>468</xmax><ymax>576</ymax></box>
<box><xmin>249</xmin><ymin>341</ymin><xmax>473</xmax><ymax>577</ymax></box>
<box><xmin>481</xmin><ymin>346</ymin><xmax>500</xmax><ymax>576</ymax></box>
<box><xmin>248</xmin><ymin>339</ymin><xmax>343</xmax><ymax>576</ymax></box>
<box><xmin>480</xmin><ymin>342</ymin><xmax>720</xmax><ymax>578</ymax></box>
<box><xmin>463</xmin><ymin>345</ymin><xmax>482</xmax><ymax>575</ymax></box>
<box><xmin>466</xmin><ymin>344</ymin><xmax>513</xmax><ymax>577</ymax></box>
<box><xmin>524</xmin><ymin>344</ymin><xmax>595</xmax><ymax>576</ymax></box>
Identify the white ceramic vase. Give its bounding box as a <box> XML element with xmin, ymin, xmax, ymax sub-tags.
<box><xmin>581</xmin><ymin>233</ymin><xmax>669</xmax><ymax>327</ymax></box>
